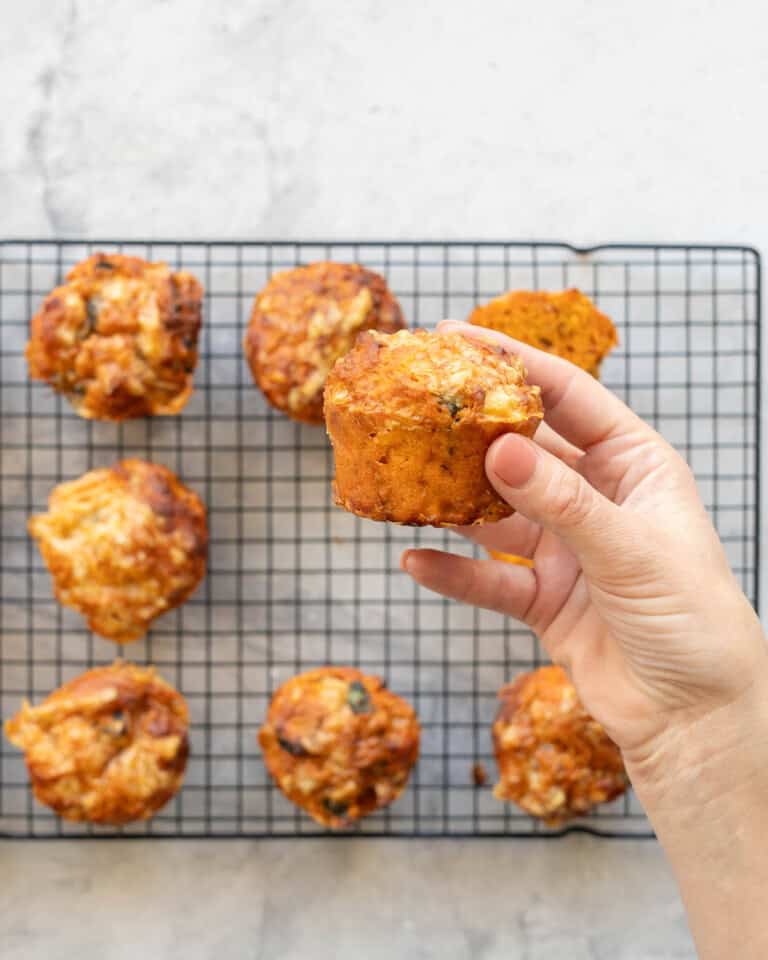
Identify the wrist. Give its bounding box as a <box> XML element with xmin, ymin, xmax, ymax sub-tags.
<box><xmin>625</xmin><ymin>657</ymin><xmax>768</xmax><ymax>959</ymax></box>
<box><xmin>625</xmin><ymin>658</ymin><xmax>768</xmax><ymax>827</ymax></box>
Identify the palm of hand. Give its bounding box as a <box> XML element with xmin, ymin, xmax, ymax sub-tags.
<box><xmin>410</xmin><ymin>423</ymin><xmax>759</xmax><ymax>757</ymax></box>
<box><xmin>486</xmin><ymin>429</ymin><xmax>756</xmax><ymax>753</ymax></box>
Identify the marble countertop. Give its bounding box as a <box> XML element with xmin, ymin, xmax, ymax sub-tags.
<box><xmin>3</xmin><ymin>0</ymin><xmax>767</xmax><ymax>956</ymax></box>
<box><xmin>2</xmin><ymin>837</ymin><xmax>691</xmax><ymax>960</ymax></box>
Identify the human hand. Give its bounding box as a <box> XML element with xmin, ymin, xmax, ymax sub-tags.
<box><xmin>402</xmin><ymin>320</ymin><xmax>768</xmax><ymax>958</ymax></box>
<box><xmin>401</xmin><ymin>320</ymin><xmax>767</xmax><ymax>786</ymax></box>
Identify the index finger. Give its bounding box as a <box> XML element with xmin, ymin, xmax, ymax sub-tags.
<box><xmin>437</xmin><ymin>319</ymin><xmax>649</xmax><ymax>451</ymax></box>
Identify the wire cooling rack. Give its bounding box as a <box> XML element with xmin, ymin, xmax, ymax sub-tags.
<box><xmin>0</xmin><ymin>241</ymin><xmax>761</xmax><ymax>839</ymax></box>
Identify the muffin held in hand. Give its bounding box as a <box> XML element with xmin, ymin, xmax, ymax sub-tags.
<box><xmin>29</xmin><ymin>459</ymin><xmax>207</xmax><ymax>643</ymax></box>
<box><xmin>324</xmin><ymin>329</ymin><xmax>543</xmax><ymax>526</ymax></box>
<box><xmin>493</xmin><ymin>666</ymin><xmax>627</xmax><ymax>825</ymax></box>
<box><xmin>26</xmin><ymin>252</ymin><xmax>203</xmax><ymax>419</ymax></box>
<box><xmin>259</xmin><ymin>666</ymin><xmax>420</xmax><ymax>828</ymax></box>
<box><xmin>469</xmin><ymin>288</ymin><xmax>617</xmax><ymax>376</ymax></box>
<box><xmin>4</xmin><ymin>661</ymin><xmax>189</xmax><ymax>824</ymax></box>
<box><xmin>243</xmin><ymin>261</ymin><xmax>405</xmax><ymax>424</ymax></box>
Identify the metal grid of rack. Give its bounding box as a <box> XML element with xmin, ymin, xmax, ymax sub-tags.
<box><xmin>0</xmin><ymin>240</ymin><xmax>760</xmax><ymax>838</ymax></box>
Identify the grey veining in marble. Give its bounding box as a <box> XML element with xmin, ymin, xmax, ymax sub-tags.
<box><xmin>2</xmin><ymin>0</ymin><xmax>767</xmax><ymax>254</ymax></box>
<box><xmin>3</xmin><ymin>0</ymin><xmax>768</xmax><ymax>955</ymax></box>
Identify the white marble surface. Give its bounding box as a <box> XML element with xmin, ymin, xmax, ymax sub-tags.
<box><xmin>2</xmin><ymin>837</ymin><xmax>692</xmax><ymax>959</ymax></box>
<box><xmin>3</xmin><ymin>0</ymin><xmax>768</xmax><ymax>956</ymax></box>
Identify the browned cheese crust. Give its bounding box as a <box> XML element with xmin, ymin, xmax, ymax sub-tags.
<box><xmin>4</xmin><ymin>662</ymin><xmax>189</xmax><ymax>824</ymax></box>
<box><xmin>26</xmin><ymin>252</ymin><xmax>203</xmax><ymax>419</ymax></box>
<box><xmin>492</xmin><ymin>666</ymin><xmax>627</xmax><ymax>825</ymax></box>
<box><xmin>243</xmin><ymin>261</ymin><xmax>405</xmax><ymax>424</ymax></box>
<box><xmin>324</xmin><ymin>329</ymin><xmax>544</xmax><ymax>526</ymax></box>
<box><xmin>28</xmin><ymin>459</ymin><xmax>207</xmax><ymax>643</ymax></box>
<box><xmin>469</xmin><ymin>289</ymin><xmax>618</xmax><ymax>377</ymax></box>
<box><xmin>258</xmin><ymin>667</ymin><xmax>420</xmax><ymax>828</ymax></box>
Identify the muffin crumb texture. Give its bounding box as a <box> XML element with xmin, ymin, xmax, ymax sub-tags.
<box><xmin>28</xmin><ymin>459</ymin><xmax>207</xmax><ymax>643</ymax></box>
<box><xmin>4</xmin><ymin>662</ymin><xmax>189</xmax><ymax>824</ymax></box>
<box><xmin>26</xmin><ymin>252</ymin><xmax>203</xmax><ymax>419</ymax></box>
<box><xmin>244</xmin><ymin>261</ymin><xmax>404</xmax><ymax>423</ymax></box>
<box><xmin>259</xmin><ymin>667</ymin><xmax>420</xmax><ymax>828</ymax></box>
<box><xmin>325</xmin><ymin>328</ymin><xmax>543</xmax><ymax>526</ymax></box>
<box><xmin>470</xmin><ymin>289</ymin><xmax>617</xmax><ymax>376</ymax></box>
<box><xmin>493</xmin><ymin>665</ymin><xmax>627</xmax><ymax>825</ymax></box>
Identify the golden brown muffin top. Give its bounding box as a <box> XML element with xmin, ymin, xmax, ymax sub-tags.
<box><xmin>4</xmin><ymin>661</ymin><xmax>189</xmax><ymax>824</ymax></box>
<box><xmin>469</xmin><ymin>289</ymin><xmax>617</xmax><ymax>376</ymax></box>
<box><xmin>259</xmin><ymin>666</ymin><xmax>420</xmax><ymax>828</ymax></box>
<box><xmin>26</xmin><ymin>252</ymin><xmax>203</xmax><ymax>419</ymax></box>
<box><xmin>243</xmin><ymin>261</ymin><xmax>405</xmax><ymax>423</ymax></box>
<box><xmin>325</xmin><ymin>328</ymin><xmax>544</xmax><ymax>426</ymax></box>
<box><xmin>28</xmin><ymin>459</ymin><xmax>207</xmax><ymax>643</ymax></box>
<box><xmin>493</xmin><ymin>666</ymin><xmax>626</xmax><ymax>825</ymax></box>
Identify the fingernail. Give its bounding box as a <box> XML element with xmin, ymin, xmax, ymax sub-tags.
<box><xmin>400</xmin><ymin>550</ymin><xmax>415</xmax><ymax>573</ymax></box>
<box><xmin>487</xmin><ymin>434</ymin><xmax>538</xmax><ymax>489</ymax></box>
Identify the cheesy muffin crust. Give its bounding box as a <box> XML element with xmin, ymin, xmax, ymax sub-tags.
<box><xmin>324</xmin><ymin>328</ymin><xmax>543</xmax><ymax>526</ymax></box>
<box><xmin>5</xmin><ymin>662</ymin><xmax>189</xmax><ymax>824</ymax></box>
<box><xmin>26</xmin><ymin>252</ymin><xmax>203</xmax><ymax>419</ymax></box>
<box><xmin>469</xmin><ymin>288</ymin><xmax>617</xmax><ymax>376</ymax></box>
<box><xmin>493</xmin><ymin>666</ymin><xmax>627</xmax><ymax>825</ymax></box>
<box><xmin>258</xmin><ymin>667</ymin><xmax>420</xmax><ymax>828</ymax></box>
<box><xmin>28</xmin><ymin>459</ymin><xmax>207</xmax><ymax>643</ymax></box>
<box><xmin>243</xmin><ymin>261</ymin><xmax>405</xmax><ymax>423</ymax></box>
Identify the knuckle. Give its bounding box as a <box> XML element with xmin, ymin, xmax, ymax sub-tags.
<box><xmin>546</xmin><ymin>469</ymin><xmax>597</xmax><ymax>529</ymax></box>
<box><xmin>454</xmin><ymin>559</ymin><xmax>481</xmax><ymax>605</ymax></box>
<box><xmin>676</xmin><ymin>458</ymin><xmax>699</xmax><ymax>494</ymax></box>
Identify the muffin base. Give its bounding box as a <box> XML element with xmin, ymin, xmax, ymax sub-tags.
<box><xmin>327</xmin><ymin>408</ymin><xmax>539</xmax><ymax>526</ymax></box>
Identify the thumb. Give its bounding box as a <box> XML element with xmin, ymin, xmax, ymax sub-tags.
<box><xmin>486</xmin><ymin>433</ymin><xmax>635</xmax><ymax>576</ymax></box>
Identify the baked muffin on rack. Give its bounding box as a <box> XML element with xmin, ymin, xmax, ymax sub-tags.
<box><xmin>28</xmin><ymin>459</ymin><xmax>207</xmax><ymax>643</ymax></box>
<box><xmin>492</xmin><ymin>665</ymin><xmax>627</xmax><ymax>825</ymax></box>
<box><xmin>243</xmin><ymin>261</ymin><xmax>405</xmax><ymax>424</ymax></box>
<box><xmin>259</xmin><ymin>667</ymin><xmax>420</xmax><ymax>828</ymax></box>
<box><xmin>469</xmin><ymin>288</ymin><xmax>617</xmax><ymax>377</ymax></box>
<box><xmin>26</xmin><ymin>252</ymin><xmax>203</xmax><ymax>419</ymax></box>
<box><xmin>4</xmin><ymin>661</ymin><xmax>189</xmax><ymax>824</ymax></box>
<box><xmin>324</xmin><ymin>328</ymin><xmax>543</xmax><ymax>526</ymax></box>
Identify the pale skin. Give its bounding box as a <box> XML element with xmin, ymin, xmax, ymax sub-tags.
<box><xmin>402</xmin><ymin>320</ymin><xmax>768</xmax><ymax>960</ymax></box>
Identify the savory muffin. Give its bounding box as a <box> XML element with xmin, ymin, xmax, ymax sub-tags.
<box><xmin>258</xmin><ymin>666</ymin><xmax>420</xmax><ymax>828</ymax></box>
<box><xmin>29</xmin><ymin>459</ymin><xmax>207</xmax><ymax>643</ymax></box>
<box><xmin>492</xmin><ymin>666</ymin><xmax>627</xmax><ymax>825</ymax></box>
<box><xmin>469</xmin><ymin>289</ymin><xmax>617</xmax><ymax>376</ymax></box>
<box><xmin>243</xmin><ymin>261</ymin><xmax>405</xmax><ymax>423</ymax></box>
<box><xmin>4</xmin><ymin>661</ymin><xmax>189</xmax><ymax>824</ymax></box>
<box><xmin>324</xmin><ymin>329</ymin><xmax>543</xmax><ymax>526</ymax></box>
<box><xmin>26</xmin><ymin>252</ymin><xmax>203</xmax><ymax>419</ymax></box>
